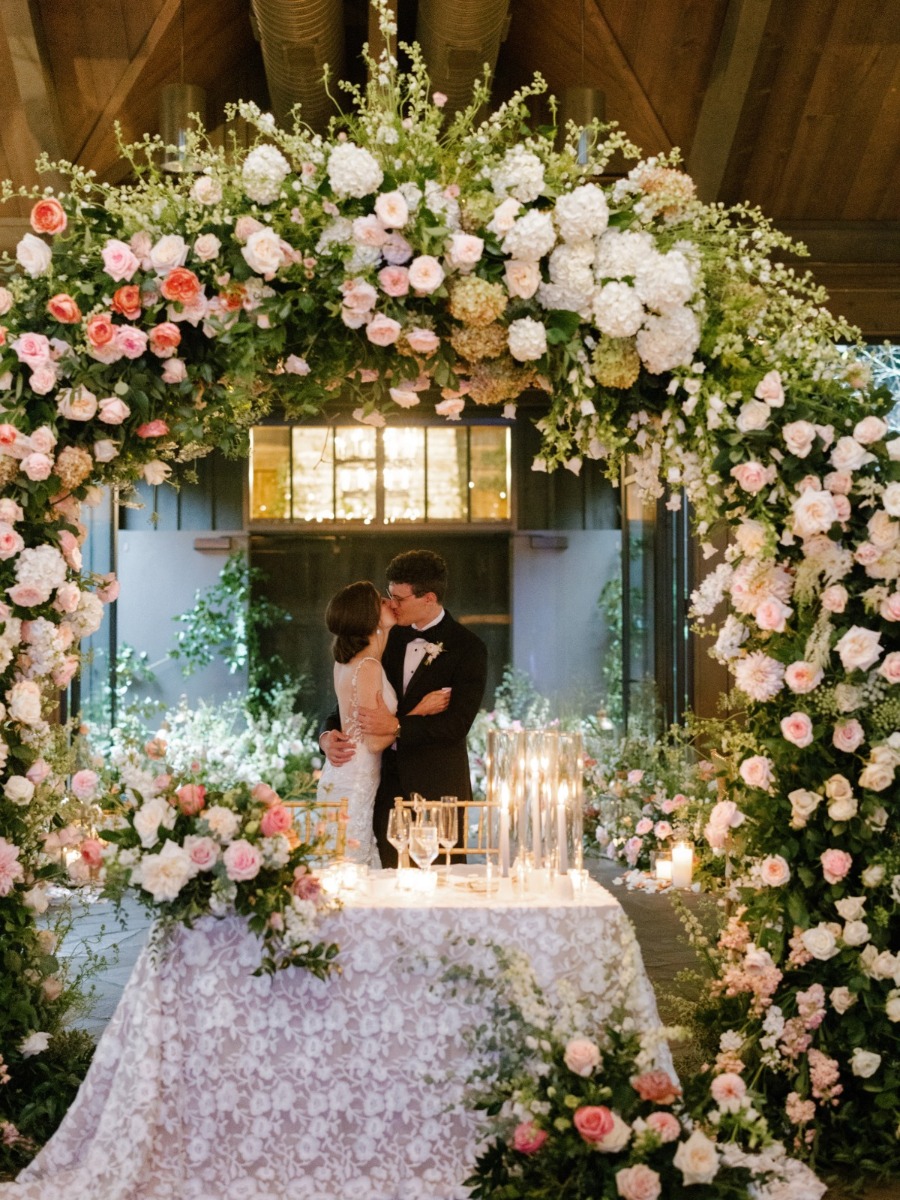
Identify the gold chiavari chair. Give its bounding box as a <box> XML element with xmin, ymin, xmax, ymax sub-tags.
<box><xmin>285</xmin><ymin>796</ymin><xmax>348</xmax><ymax>861</ymax></box>
<box><xmin>397</xmin><ymin>797</ymin><xmax>500</xmax><ymax>862</ymax></box>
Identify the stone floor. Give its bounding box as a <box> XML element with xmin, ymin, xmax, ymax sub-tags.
<box><xmin>53</xmin><ymin>865</ymin><xmax>896</xmax><ymax>1199</ymax></box>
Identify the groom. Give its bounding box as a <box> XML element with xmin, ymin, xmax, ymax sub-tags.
<box><xmin>320</xmin><ymin>550</ymin><xmax>487</xmax><ymax>867</ymax></box>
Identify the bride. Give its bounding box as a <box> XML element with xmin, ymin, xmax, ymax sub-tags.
<box><xmin>315</xmin><ymin>580</ymin><xmax>447</xmax><ymax>865</ymax></box>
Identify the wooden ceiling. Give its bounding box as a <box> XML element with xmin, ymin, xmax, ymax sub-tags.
<box><xmin>0</xmin><ymin>0</ymin><xmax>897</xmax><ymax>333</ymax></box>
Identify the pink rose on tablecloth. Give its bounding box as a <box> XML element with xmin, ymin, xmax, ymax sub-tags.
<box><xmin>573</xmin><ymin>1105</ymin><xmax>614</xmax><ymax>1143</ymax></box>
<box><xmin>781</xmin><ymin>712</ymin><xmax>814</xmax><ymax>748</ymax></box>
<box><xmin>833</xmin><ymin>720</ymin><xmax>864</xmax><ymax>753</ymax></box>
<box><xmin>615</xmin><ymin>1164</ymin><xmax>661</xmax><ymax>1200</ymax></box>
<box><xmin>177</xmin><ymin>783</ymin><xmax>206</xmax><ymax>816</ymax></box>
<box><xmin>821</xmin><ymin>848</ymin><xmax>852</xmax><ymax>885</ymax></box>
<box><xmin>223</xmin><ymin>839</ymin><xmax>262</xmax><ymax>882</ymax></box>
<box><xmin>260</xmin><ymin>804</ymin><xmax>292</xmax><ymax>838</ymax></box>
<box><xmin>644</xmin><ymin>1111</ymin><xmax>680</xmax><ymax>1142</ymax></box>
<box><xmin>512</xmin><ymin>1122</ymin><xmax>548</xmax><ymax>1154</ymax></box>
<box><xmin>564</xmin><ymin>1038</ymin><xmax>601</xmax><ymax>1077</ymax></box>
<box><xmin>632</xmin><ymin>1070</ymin><xmax>680</xmax><ymax>1105</ymax></box>
<box><xmin>71</xmin><ymin>769</ymin><xmax>99</xmax><ymax>801</ymax></box>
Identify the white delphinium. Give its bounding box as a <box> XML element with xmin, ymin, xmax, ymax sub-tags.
<box><xmin>490</xmin><ymin>147</ymin><xmax>545</xmax><ymax>202</ymax></box>
<box><xmin>241</xmin><ymin>145</ymin><xmax>291</xmax><ymax>204</ymax></box>
<box><xmin>712</xmin><ymin>616</ymin><xmax>750</xmax><ymax>663</ymax></box>
<box><xmin>690</xmin><ymin>562</ymin><xmax>734</xmax><ymax>618</ymax></box>
<box><xmin>326</xmin><ymin>142</ymin><xmax>384</xmax><ymax>199</ymax></box>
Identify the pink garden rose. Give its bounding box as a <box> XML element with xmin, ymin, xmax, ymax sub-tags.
<box><xmin>615</xmin><ymin>1164</ymin><xmax>661</xmax><ymax>1200</ymax></box>
<box><xmin>635</xmin><ymin>817</ymin><xmax>654</xmax><ymax>836</ymax></box>
<box><xmin>821</xmin><ymin>584</ymin><xmax>848</xmax><ymax>613</ymax></box>
<box><xmin>644</xmin><ymin>1111</ymin><xmax>680</xmax><ymax>1142</ymax></box>
<box><xmin>781</xmin><ymin>712</ymin><xmax>814</xmax><ymax>748</ymax></box>
<box><xmin>223</xmin><ymin>839</ymin><xmax>262</xmax><ymax>882</ymax></box>
<box><xmin>834</xmin><ymin>625</ymin><xmax>882</xmax><ymax>672</ymax></box>
<box><xmin>20</xmin><ymin>454</ymin><xmax>53</xmax><ymax>482</ymax></box>
<box><xmin>176</xmin><ymin>783</ymin><xmax>206</xmax><ymax>816</ymax></box>
<box><xmin>407</xmin><ymin>254</ymin><xmax>445</xmax><ymax>293</ymax></box>
<box><xmin>98</xmin><ymin>396</ymin><xmax>130</xmax><ymax>425</ymax></box>
<box><xmin>759</xmin><ymin>855</ymin><xmax>791</xmax><ymax>886</ymax></box>
<box><xmin>754</xmin><ymin>368</ymin><xmax>784</xmax><ymax>406</ymax></box>
<box><xmin>821</xmin><ymin>848</ymin><xmax>852</xmax><ymax>885</ymax></box>
<box><xmin>71</xmin><ymin>769</ymin><xmax>99</xmax><ymax>801</ymax></box>
<box><xmin>80</xmin><ymin>838</ymin><xmax>104</xmax><ymax>869</ymax></box>
<box><xmin>512</xmin><ymin>1122</ymin><xmax>548</xmax><ymax>1154</ymax></box>
<box><xmin>573</xmin><ymin>1105</ymin><xmax>614</xmax><ymax>1143</ymax></box>
<box><xmin>878</xmin><ymin>652</ymin><xmax>900</xmax><ymax>684</ymax></box>
<box><xmin>30</xmin><ymin>197</ymin><xmax>66</xmax><ymax>236</ymax></box>
<box><xmin>730</xmin><ymin>461</ymin><xmax>775</xmax><ymax>494</ymax></box>
<box><xmin>563</xmin><ymin>1038</ymin><xmax>602</xmax><ymax>1077</ymax></box>
<box><xmin>260</xmin><ymin>804</ymin><xmax>292</xmax><ymax>838</ymax></box>
<box><xmin>136</xmin><ymin>420</ymin><xmax>170</xmax><ymax>439</ymax></box>
<box><xmin>405</xmin><ymin>328</ymin><xmax>440</xmax><ymax>355</ymax></box>
<box><xmin>292</xmin><ymin>865</ymin><xmax>322</xmax><ymax>900</ymax></box>
<box><xmin>784</xmin><ymin>661</ymin><xmax>823</xmax><ymax>693</ymax></box>
<box><xmin>377</xmin><ymin>266</ymin><xmax>409</xmax><ymax>297</ymax></box>
<box><xmin>149</xmin><ymin>322</ymin><xmax>181</xmax><ymax>357</ymax></box>
<box><xmin>832</xmin><ymin>719</ymin><xmax>864</xmax><ymax>753</ymax></box>
<box><xmin>739</xmin><ymin>755</ymin><xmax>774</xmax><ymax>790</ymax></box>
<box><xmin>365</xmin><ymin>313</ymin><xmax>402</xmax><ymax>346</ymax></box>
<box><xmin>183</xmin><ymin>835</ymin><xmax>219</xmax><ymax>872</ymax></box>
<box><xmin>46</xmin><ymin>294</ymin><xmax>81</xmax><ymax>324</ymax></box>
<box><xmin>632</xmin><ymin>1070</ymin><xmax>680</xmax><ymax>1105</ymax></box>
<box><xmin>11</xmin><ymin>332</ymin><xmax>50</xmax><ymax>368</ymax></box>
<box><xmin>101</xmin><ymin>238</ymin><xmax>139</xmax><ymax>281</ymax></box>
<box><xmin>251</xmin><ymin>782</ymin><xmax>281</xmax><ymax>806</ymax></box>
<box><xmin>435</xmin><ymin>397</ymin><xmax>464</xmax><ymax>420</ymax></box>
<box><xmin>162</xmin><ymin>357</ymin><xmax>187</xmax><ymax>384</ymax></box>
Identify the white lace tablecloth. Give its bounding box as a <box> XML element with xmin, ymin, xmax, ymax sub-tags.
<box><xmin>3</xmin><ymin>874</ymin><xmax>665</xmax><ymax>1200</ymax></box>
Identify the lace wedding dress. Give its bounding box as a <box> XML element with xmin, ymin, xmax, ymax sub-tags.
<box><xmin>316</xmin><ymin>656</ymin><xmax>396</xmax><ymax>866</ymax></box>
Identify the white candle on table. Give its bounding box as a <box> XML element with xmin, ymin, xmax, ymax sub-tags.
<box><xmin>556</xmin><ymin>780</ymin><xmax>569</xmax><ymax>873</ymax></box>
<box><xmin>655</xmin><ymin>856</ymin><xmax>673</xmax><ymax>882</ymax></box>
<box><xmin>530</xmin><ymin>757</ymin><xmax>542</xmax><ymax>867</ymax></box>
<box><xmin>672</xmin><ymin>841</ymin><xmax>693</xmax><ymax>888</ymax></box>
<box><xmin>499</xmin><ymin>781</ymin><xmax>510</xmax><ymax>877</ymax></box>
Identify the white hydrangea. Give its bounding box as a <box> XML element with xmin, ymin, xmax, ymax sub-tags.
<box><xmin>66</xmin><ymin>591</ymin><xmax>104</xmax><ymax>639</ymax></box>
<box><xmin>508</xmin><ymin>317</ymin><xmax>548</xmax><ymax>362</ymax></box>
<box><xmin>592</xmin><ymin>281</ymin><xmax>645</xmax><ymax>338</ymax></box>
<box><xmin>491</xmin><ymin>147</ymin><xmax>545</xmax><ymax>203</ymax></box>
<box><xmin>634</xmin><ymin>249</ymin><xmax>696</xmax><ymax>313</ymax></box>
<box><xmin>424</xmin><ymin>180</ymin><xmax>460</xmax><ymax>231</ymax></box>
<box><xmin>537</xmin><ymin>242</ymin><xmax>596</xmax><ymax>315</ymax></box>
<box><xmin>594</xmin><ymin>228</ymin><xmax>656</xmax><ymax>280</ymax></box>
<box><xmin>15</xmin><ymin>545</ymin><xmax>67</xmax><ymax>598</ymax></box>
<box><xmin>502</xmin><ymin>210</ymin><xmax>556</xmax><ymax>262</ymax></box>
<box><xmin>555</xmin><ymin>183</ymin><xmax>609</xmax><ymax>242</ymax></box>
<box><xmin>326</xmin><ymin>142</ymin><xmax>384</xmax><ymax>200</ymax></box>
<box><xmin>241</xmin><ymin>144</ymin><xmax>291</xmax><ymax>205</ymax></box>
<box><xmin>315</xmin><ymin>217</ymin><xmax>353</xmax><ymax>255</ymax></box>
<box><xmin>636</xmin><ymin>306</ymin><xmax>701</xmax><ymax>374</ymax></box>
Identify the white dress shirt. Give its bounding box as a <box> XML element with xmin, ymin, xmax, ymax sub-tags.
<box><xmin>402</xmin><ymin>609</ymin><xmax>444</xmax><ymax>692</ymax></box>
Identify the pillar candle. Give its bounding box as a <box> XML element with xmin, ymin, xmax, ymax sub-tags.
<box><xmin>499</xmin><ymin>781</ymin><xmax>510</xmax><ymax>877</ymax></box>
<box><xmin>556</xmin><ymin>780</ymin><xmax>569</xmax><ymax>873</ymax></box>
<box><xmin>672</xmin><ymin>841</ymin><xmax>693</xmax><ymax>888</ymax></box>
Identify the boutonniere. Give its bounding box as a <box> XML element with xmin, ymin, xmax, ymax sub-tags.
<box><xmin>423</xmin><ymin>641</ymin><xmax>444</xmax><ymax>666</ymax></box>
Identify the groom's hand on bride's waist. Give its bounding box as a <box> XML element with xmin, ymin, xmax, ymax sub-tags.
<box><xmin>320</xmin><ymin>729</ymin><xmax>356</xmax><ymax>765</ymax></box>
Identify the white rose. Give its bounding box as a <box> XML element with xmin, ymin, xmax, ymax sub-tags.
<box><xmin>858</xmin><ymin>762</ymin><xmax>894</xmax><ymax>791</ymax></box>
<box><xmin>886</xmin><ymin>990</ymin><xmax>900</xmax><ymax>1022</ymax></box>
<box><xmin>835</xmin><ymin>895</ymin><xmax>866</xmax><ymax>921</ymax></box>
<box><xmin>504</xmin><ymin>259</ymin><xmax>541</xmax><ymax>299</ymax></box>
<box><xmin>445</xmin><ymin>232</ymin><xmax>484</xmax><ymax>271</ymax></box>
<box><xmin>4</xmin><ymin>775</ymin><xmax>34</xmax><ymax>805</ymax></box>
<box><xmin>204</xmin><ymin>804</ymin><xmax>241</xmax><ymax>843</ymax></box>
<box><xmin>801</xmin><ymin>924</ymin><xmax>840</xmax><ymax>960</ymax></box>
<box><xmin>149</xmin><ymin>234</ymin><xmax>188</xmax><ymax>275</ymax></box>
<box><xmin>782</xmin><ymin>420</ymin><xmax>817</xmax><ymax>456</ymax></box>
<box><xmin>16</xmin><ymin>233</ymin><xmax>52</xmax><ymax>277</ymax></box>
<box><xmin>22</xmin><ymin>884</ymin><xmax>49</xmax><ymax>913</ymax></box>
<box><xmin>736</xmin><ymin>399</ymin><xmax>770</xmax><ymax>432</ymax></box>
<box><xmin>830</xmin><ymin>986</ymin><xmax>857</xmax><ymax>1014</ymax></box>
<box><xmin>190</xmin><ymin>175</ymin><xmax>223</xmax><ymax>206</ymax></box>
<box><xmin>374</xmin><ymin>190</ymin><xmax>409</xmax><ymax>229</ymax></box>
<box><xmin>407</xmin><ymin>255</ymin><xmax>445</xmax><ymax>293</ymax></box>
<box><xmin>792</xmin><ymin>489</ymin><xmax>839</xmax><ymax>538</ymax></box>
<box><xmin>853</xmin><ymin>415</ymin><xmax>888</xmax><ymax>444</ymax></box>
<box><xmin>7</xmin><ymin>680</ymin><xmax>42</xmax><ymax>725</ymax></box>
<box><xmin>850</xmin><ymin>1048</ymin><xmax>881</xmax><ymax>1078</ymax></box>
<box><xmin>487</xmin><ymin>196</ymin><xmax>521</xmax><ymax>236</ymax></box>
<box><xmin>834</xmin><ymin>625</ymin><xmax>882</xmax><ymax>672</ymax></box>
<box><xmin>241</xmin><ymin>228</ymin><xmax>285</xmax><ymax>277</ymax></box>
<box><xmin>861</xmin><ymin>864</ymin><xmax>885</xmax><ymax>888</ymax></box>
<box><xmin>842</xmin><ymin>920</ymin><xmax>870</xmax><ymax>946</ymax></box>
<box><xmin>138</xmin><ymin>840</ymin><xmax>192</xmax><ymax>903</ymax></box>
<box><xmin>142</xmin><ymin>461</ymin><xmax>172</xmax><ymax>486</ymax></box>
<box><xmin>596</xmin><ymin>1111</ymin><xmax>632</xmax><ymax>1154</ymax></box>
<box><xmin>193</xmin><ymin>233</ymin><xmax>222</xmax><ymax>262</ymax></box>
<box><xmin>19</xmin><ymin>1031</ymin><xmax>50</xmax><ymax>1058</ymax></box>
<box><xmin>673</xmin><ymin>1129</ymin><xmax>719</xmax><ymax>1186</ymax></box>
<box><xmin>830</xmin><ymin>436</ymin><xmax>873</xmax><ymax>472</ymax></box>
<box><xmin>827</xmin><ymin>793</ymin><xmax>858</xmax><ymax>822</ymax></box>
<box><xmin>788</xmin><ymin>788</ymin><xmax>821</xmax><ymax>828</ymax></box>
<box><xmin>759</xmin><ymin>855</ymin><xmax>790</xmax><ymax>886</ymax></box>
<box><xmin>133</xmin><ymin>796</ymin><xmax>173</xmax><ymax>848</ymax></box>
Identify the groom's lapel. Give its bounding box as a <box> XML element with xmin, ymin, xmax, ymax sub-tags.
<box><xmin>403</xmin><ymin>614</ymin><xmax>452</xmax><ymax>698</ymax></box>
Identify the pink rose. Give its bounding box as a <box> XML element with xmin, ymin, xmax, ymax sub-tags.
<box><xmin>512</xmin><ymin>1122</ymin><xmax>548</xmax><ymax>1154</ymax></box>
<box><xmin>378</xmin><ymin>266</ymin><xmax>409</xmax><ymax>297</ymax></box>
<box><xmin>784</xmin><ymin>661</ymin><xmax>823</xmax><ymax>693</ymax></box>
<box><xmin>445</xmin><ymin>232</ymin><xmax>484</xmax><ymax>271</ymax></box>
<box><xmin>26</xmin><ymin>759</ymin><xmax>51</xmax><ymax>785</ymax></box>
<box><xmin>880</xmin><ymin>593</ymin><xmax>900</xmax><ymax>622</ymax></box>
<box><xmin>754</xmin><ymin>369</ymin><xmax>784</xmax><ymax>406</ymax></box>
<box><xmin>615</xmin><ymin>1164</ymin><xmax>661</xmax><ymax>1200</ymax></box>
<box><xmin>632</xmin><ymin>1070</ymin><xmax>680</xmax><ymax>1105</ymax></box>
<box><xmin>162</xmin><ymin>358</ymin><xmax>187</xmax><ymax>384</ymax></box>
<box><xmin>29</xmin><ymin>364</ymin><xmax>57</xmax><ymax>395</ymax></box>
<box><xmin>234</xmin><ymin>215</ymin><xmax>264</xmax><ymax>243</ymax></box>
<box><xmin>340</xmin><ymin>278</ymin><xmax>378</xmax><ymax>314</ymax></box>
<box><xmin>0</xmin><ymin>524</ymin><xmax>24</xmax><ymax>560</ymax></box>
<box><xmin>96</xmin><ymin>574</ymin><xmax>119</xmax><ymax>604</ymax></box>
<box><xmin>781</xmin><ymin>712</ymin><xmax>814</xmax><ymax>748</ymax></box>
<box><xmin>405</xmin><ymin>328</ymin><xmax>440</xmax><ymax>355</ymax></box>
<box><xmin>184</xmin><ymin>835</ymin><xmax>219</xmax><ymax>872</ymax></box>
<box><xmin>821</xmin><ymin>848</ymin><xmax>852</xmax><ymax>885</ymax></box>
<box><xmin>59</xmin><ymin>529</ymin><xmax>82</xmax><ymax>569</ymax></box>
<box><xmin>644</xmin><ymin>1111</ymin><xmax>680</xmax><ymax>1142</ymax></box>
<box><xmin>21</xmin><ymin>453</ymin><xmax>53</xmax><ymax>481</ymax></box>
<box><xmin>635</xmin><ymin>817</ymin><xmax>653</xmax><ymax>836</ymax></box>
<box><xmin>11</xmin><ymin>332</ymin><xmax>50</xmax><ymax>368</ymax></box>
<box><xmin>223</xmin><ymin>838</ymin><xmax>262</xmax><ymax>882</ymax></box>
<box><xmin>137</xmin><ymin>420</ymin><xmax>170</xmax><ymax>439</ymax></box>
<box><xmin>389</xmin><ymin>388</ymin><xmax>420</xmax><ymax>409</ymax></box>
<box><xmin>101</xmin><ymin>238</ymin><xmax>139</xmax><ymax>281</ymax></box>
<box><xmin>80</xmin><ymin>837</ymin><xmax>103</xmax><ymax>869</ymax></box>
<box><xmin>573</xmin><ymin>1105</ymin><xmax>614</xmax><ymax>1143</ymax></box>
<box><xmin>71</xmin><ymin>769</ymin><xmax>99</xmax><ymax>801</ymax></box>
<box><xmin>177</xmin><ymin>783</ymin><xmax>206</xmax><ymax>816</ymax></box>
<box><xmin>149</xmin><ymin>322</ymin><xmax>181</xmax><ymax>358</ymax></box>
<box><xmin>563</xmin><ymin>1038</ymin><xmax>601</xmax><ymax>1077</ymax></box>
<box><xmin>821</xmin><ymin>585</ymin><xmax>848</xmax><ymax>614</ymax></box>
<box><xmin>832</xmin><ymin>720</ymin><xmax>864</xmax><ymax>753</ymax></box>
<box><xmin>407</xmin><ymin>254</ymin><xmax>445</xmax><ymax>294</ymax></box>
<box><xmin>30</xmin><ymin>197</ymin><xmax>67</xmax><ymax>236</ymax></box>
<box><xmin>46</xmin><ymin>293</ymin><xmax>81</xmax><ymax>324</ymax></box>
<box><xmin>53</xmin><ymin>656</ymin><xmax>79</xmax><ymax>688</ymax></box>
<box><xmin>435</xmin><ymin>397</ymin><xmax>464</xmax><ymax>420</ymax></box>
<box><xmin>739</xmin><ymin>755</ymin><xmax>774</xmax><ymax>790</ymax></box>
<box><xmin>878</xmin><ymin>652</ymin><xmax>900</xmax><ymax>684</ymax></box>
<box><xmin>251</xmin><ymin>782</ymin><xmax>281</xmax><ymax>807</ymax></box>
<box><xmin>730</xmin><ymin>461</ymin><xmax>774</xmax><ymax>494</ymax></box>
<box><xmin>98</xmin><ymin>397</ymin><xmax>131</xmax><ymax>425</ymax></box>
<box><xmin>7</xmin><ymin>582</ymin><xmax>46</xmax><ymax>606</ymax></box>
<box><xmin>365</xmin><ymin>313</ymin><xmax>402</xmax><ymax>346</ymax></box>
<box><xmin>710</xmin><ymin>1072</ymin><xmax>747</xmax><ymax>1105</ymax></box>
<box><xmin>292</xmin><ymin>866</ymin><xmax>322</xmax><ymax>900</ymax></box>
<box><xmin>260</xmin><ymin>804</ymin><xmax>292</xmax><ymax>838</ymax></box>
<box><xmin>115</xmin><ymin>326</ymin><xmax>148</xmax><ymax>360</ymax></box>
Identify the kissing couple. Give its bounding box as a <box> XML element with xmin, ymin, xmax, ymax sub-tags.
<box><xmin>317</xmin><ymin>549</ymin><xmax>487</xmax><ymax>867</ymax></box>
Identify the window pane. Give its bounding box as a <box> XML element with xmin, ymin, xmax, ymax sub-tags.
<box><xmin>250</xmin><ymin>427</ymin><xmax>291</xmax><ymax>519</ymax></box>
<box><xmin>383</xmin><ymin>427</ymin><xmax>425</xmax><ymax>522</ymax></box>
<box><xmin>334</xmin><ymin>426</ymin><xmax>377</xmax><ymax>522</ymax></box>
<box><xmin>426</xmin><ymin>427</ymin><xmax>467</xmax><ymax>519</ymax></box>
<box><xmin>291</xmin><ymin>427</ymin><xmax>334</xmax><ymax>521</ymax></box>
<box><xmin>470</xmin><ymin>427</ymin><xmax>510</xmax><ymax>521</ymax></box>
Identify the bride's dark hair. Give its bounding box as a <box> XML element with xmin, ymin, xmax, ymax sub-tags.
<box><xmin>326</xmin><ymin>580</ymin><xmax>381</xmax><ymax>664</ymax></box>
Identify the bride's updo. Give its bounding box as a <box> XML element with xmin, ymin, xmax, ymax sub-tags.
<box><xmin>325</xmin><ymin>580</ymin><xmax>381</xmax><ymax>664</ymax></box>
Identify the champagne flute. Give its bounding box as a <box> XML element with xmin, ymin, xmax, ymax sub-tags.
<box><xmin>438</xmin><ymin>797</ymin><xmax>458</xmax><ymax>873</ymax></box>
<box><xmin>386</xmin><ymin>807</ymin><xmax>410</xmax><ymax>883</ymax></box>
<box><xmin>409</xmin><ymin>823</ymin><xmax>439</xmax><ymax>874</ymax></box>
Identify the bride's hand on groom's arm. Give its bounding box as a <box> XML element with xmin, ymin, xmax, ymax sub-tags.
<box><xmin>357</xmin><ymin>692</ymin><xmax>400</xmax><ymax>738</ymax></box>
<box><xmin>320</xmin><ymin>729</ymin><xmax>356</xmax><ymax>765</ymax></box>
<box><xmin>408</xmin><ymin>689</ymin><xmax>451</xmax><ymax>717</ymax></box>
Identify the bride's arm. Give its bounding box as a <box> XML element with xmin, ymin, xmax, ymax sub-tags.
<box><xmin>356</xmin><ymin>660</ymin><xmax>399</xmax><ymax>752</ymax></box>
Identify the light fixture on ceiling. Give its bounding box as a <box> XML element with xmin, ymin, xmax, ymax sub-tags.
<box><xmin>557</xmin><ymin>0</ymin><xmax>605</xmax><ymax>165</ymax></box>
<box><xmin>159</xmin><ymin>1</ymin><xmax>207</xmax><ymax>172</ymax></box>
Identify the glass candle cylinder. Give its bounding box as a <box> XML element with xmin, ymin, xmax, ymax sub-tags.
<box><xmin>671</xmin><ymin>841</ymin><xmax>694</xmax><ymax>888</ymax></box>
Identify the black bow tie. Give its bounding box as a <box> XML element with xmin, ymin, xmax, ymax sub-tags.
<box><xmin>391</xmin><ymin>625</ymin><xmax>422</xmax><ymax>645</ymax></box>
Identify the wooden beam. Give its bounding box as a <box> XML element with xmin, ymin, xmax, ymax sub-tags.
<box><xmin>0</xmin><ymin>0</ymin><xmax>66</xmax><ymax>182</ymax></box>
<box><xmin>74</xmin><ymin>0</ymin><xmax>184</xmax><ymax>176</ymax></box>
<box><xmin>686</xmin><ymin>0</ymin><xmax>773</xmax><ymax>202</ymax></box>
<box><xmin>590</xmin><ymin>3</ymin><xmax>671</xmax><ymax>151</ymax></box>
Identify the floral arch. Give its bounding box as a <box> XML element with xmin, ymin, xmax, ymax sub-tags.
<box><xmin>0</xmin><ymin>12</ymin><xmax>898</xmax><ymax>1180</ymax></box>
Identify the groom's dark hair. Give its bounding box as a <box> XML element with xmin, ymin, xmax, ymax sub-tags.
<box><xmin>386</xmin><ymin>550</ymin><xmax>448</xmax><ymax>601</ymax></box>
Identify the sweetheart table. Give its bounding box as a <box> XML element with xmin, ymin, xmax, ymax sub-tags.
<box><xmin>2</xmin><ymin>872</ymin><xmax>667</xmax><ymax>1200</ymax></box>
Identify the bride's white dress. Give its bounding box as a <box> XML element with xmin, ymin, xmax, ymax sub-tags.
<box><xmin>316</xmin><ymin>656</ymin><xmax>397</xmax><ymax>866</ymax></box>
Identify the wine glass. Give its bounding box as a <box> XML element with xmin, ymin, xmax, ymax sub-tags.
<box><xmin>409</xmin><ymin>823</ymin><xmax>439</xmax><ymax>874</ymax></box>
<box><xmin>386</xmin><ymin>807</ymin><xmax>411</xmax><ymax>882</ymax></box>
<box><xmin>438</xmin><ymin>798</ymin><xmax>458</xmax><ymax>873</ymax></box>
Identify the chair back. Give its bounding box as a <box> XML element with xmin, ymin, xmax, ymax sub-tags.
<box><xmin>397</xmin><ymin>797</ymin><xmax>499</xmax><ymax>861</ymax></box>
<box><xmin>286</xmin><ymin>797</ymin><xmax>348</xmax><ymax>860</ymax></box>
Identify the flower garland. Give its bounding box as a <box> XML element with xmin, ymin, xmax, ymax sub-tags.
<box><xmin>0</xmin><ymin>0</ymin><xmax>896</xmax><ymax>1172</ymax></box>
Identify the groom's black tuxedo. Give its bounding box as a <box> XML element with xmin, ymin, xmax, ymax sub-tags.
<box><xmin>324</xmin><ymin>610</ymin><xmax>487</xmax><ymax>866</ymax></box>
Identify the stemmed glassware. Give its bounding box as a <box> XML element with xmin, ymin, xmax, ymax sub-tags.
<box><xmin>386</xmin><ymin>807</ymin><xmax>411</xmax><ymax>884</ymax></box>
<box><xmin>409</xmin><ymin>822</ymin><xmax>439</xmax><ymax>873</ymax></box>
<box><xmin>438</xmin><ymin>797</ymin><xmax>458</xmax><ymax>873</ymax></box>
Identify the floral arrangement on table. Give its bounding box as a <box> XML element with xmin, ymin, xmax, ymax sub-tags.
<box><xmin>462</xmin><ymin>946</ymin><xmax>825</xmax><ymax>1200</ymax></box>
<box><xmin>0</xmin><ymin>0</ymin><xmax>896</xmax><ymax>1173</ymax></box>
<box><xmin>71</xmin><ymin>748</ymin><xmax>338</xmax><ymax>978</ymax></box>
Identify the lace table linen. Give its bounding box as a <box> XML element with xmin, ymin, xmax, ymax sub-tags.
<box><xmin>3</xmin><ymin>876</ymin><xmax>666</xmax><ymax>1200</ymax></box>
